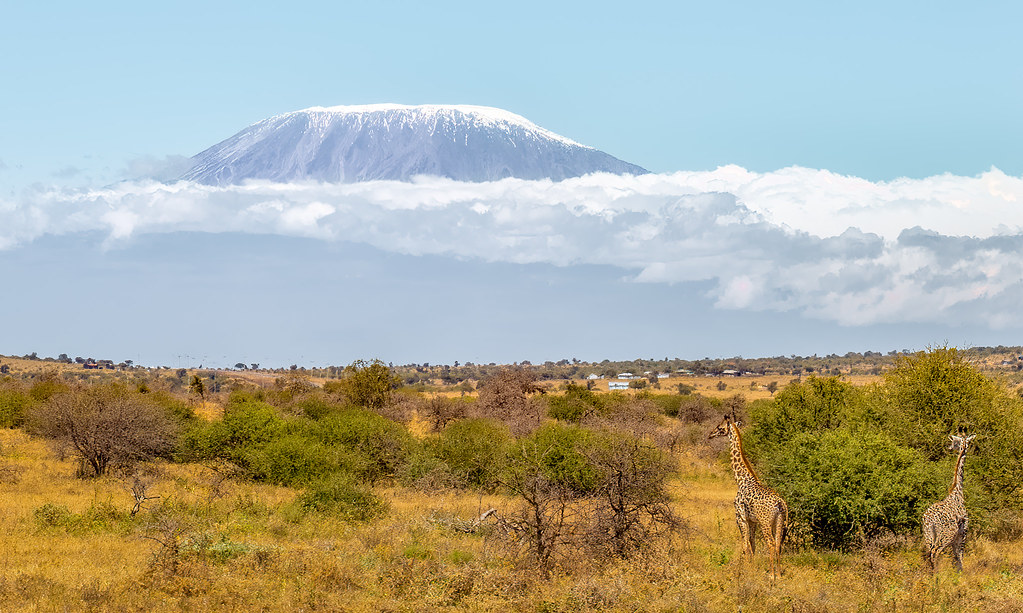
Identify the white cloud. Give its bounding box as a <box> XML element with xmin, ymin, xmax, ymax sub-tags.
<box><xmin>3</xmin><ymin>167</ymin><xmax>1023</xmax><ymax>328</ymax></box>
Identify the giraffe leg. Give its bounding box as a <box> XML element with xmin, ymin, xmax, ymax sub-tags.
<box><xmin>770</xmin><ymin>505</ymin><xmax>786</xmax><ymax>578</ymax></box>
<box><xmin>734</xmin><ymin>500</ymin><xmax>754</xmax><ymax>558</ymax></box>
<box><xmin>953</xmin><ymin>518</ymin><xmax>968</xmax><ymax>572</ymax></box>
<box><xmin>923</xmin><ymin>523</ymin><xmax>938</xmax><ymax>572</ymax></box>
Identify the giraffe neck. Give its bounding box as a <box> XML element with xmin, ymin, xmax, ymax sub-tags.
<box><xmin>728</xmin><ymin>424</ymin><xmax>760</xmax><ymax>487</ymax></box>
<box><xmin>948</xmin><ymin>446</ymin><xmax>967</xmax><ymax>500</ymax></box>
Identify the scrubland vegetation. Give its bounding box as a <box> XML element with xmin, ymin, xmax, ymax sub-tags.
<box><xmin>3</xmin><ymin>348</ymin><xmax>1023</xmax><ymax>611</ymax></box>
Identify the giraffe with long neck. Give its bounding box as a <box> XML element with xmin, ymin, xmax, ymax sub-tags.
<box><xmin>922</xmin><ymin>433</ymin><xmax>975</xmax><ymax>572</ymax></box>
<box><xmin>709</xmin><ymin>413</ymin><xmax>788</xmax><ymax>577</ymax></box>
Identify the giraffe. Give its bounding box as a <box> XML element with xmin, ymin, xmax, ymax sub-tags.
<box><xmin>922</xmin><ymin>433</ymin><xmax>976</xmax><ymax>572</ymax></box>
<box><xmin>708</xmin><ymin>413</ymin><xmax>788</xmax><ymax>576</ymax></box>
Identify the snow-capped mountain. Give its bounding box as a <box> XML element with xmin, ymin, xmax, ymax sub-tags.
<box><xmin>181</xmin><ymin>104</ymin><xmax>648</xmax><ymax>184</ymax></box>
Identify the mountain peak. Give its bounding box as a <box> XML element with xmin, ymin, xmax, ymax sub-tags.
<box><xmin>182</xmin><ymin>104</ymin><xmax>647</xmax><ymax>185</ymax></box>
<box><xmin>286</xmin><ymin>104</ymin><xmax>587</xmax><ymax>148</ymax></box>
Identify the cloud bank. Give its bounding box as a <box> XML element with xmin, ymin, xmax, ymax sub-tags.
<box><xmin>3</xmin><ymin>166</ymin><xmax>1022</xmax><ymax>328</ymax></box>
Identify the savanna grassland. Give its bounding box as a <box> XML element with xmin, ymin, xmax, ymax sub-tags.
<box><xmin>3</xmin><ymin>348</ymin><xmax>1023</xmax><ymax>612</ymax></box>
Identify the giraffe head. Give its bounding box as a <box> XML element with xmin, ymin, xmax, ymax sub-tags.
<box><xmin>708</xmin><ymin>413</ymin><xmax>740</xmax><ymax>440</ymax></box>
<box><xmin>948</xmin><ymin>433</ymin><xmax>976</xmax><ymax>454</ymax></box>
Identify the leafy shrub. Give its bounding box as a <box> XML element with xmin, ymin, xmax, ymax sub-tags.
<box><xmin>396</xmin><ymin>444</ymin><xmax>453</xmax><ymax>489</ymax></box>
<box><xmin>28</xmin><ymin>376</ymin><xmax>69</xmax><ymax>403</ymax></box>
<box><xmin>180</xmin><ymin>398</ymin><xmax>418</xmax><ymax>489</ymax></box>
<box><xmin>323</xmin><ymin>359</ymin><xmax>401</xmax><ymax>410</ymax></box>
<box><xmin>184</xmin><ymin>533</ymin><xmax>257</xmax><ymax>563</ymax></box>
<box><xmin>32</xmin><ymin>501</ymin><xmax>127</xmax><ymax>533</ymax></box>
<box><xmin>432</xmin><ymin>418</ymin><xmax>511</xmax><ymax>489</ymax></box>
<box><xmin>546</xmin><ymin>383</ymin><xmax>603</xmax><ymax>422</ymax></box>
<box><xmin>293</xmin><ymin>393</ymin><xmax>339</xmax><ymax>420</ymax></box>
<box><xmin>745</xmin><ymin>376</ymin><xmax>865</xmax><ymax>461</ymax></box>
<box><xmin>645</xmin><ymin>391</ymin><xmax>721</xmax><ymax>422</ymax></box>
<box><xmin>315</xmin><ymin>408</ymin><xmax>417</xmax><ymax>483</ymax></box>
<box><xmin>770</xmin><ymin>427</ymin><xmax>944</xmax><ymax>550</ymax></box>
<box><xmin>244</xmin><ymin>433</ymin><xmax>366</xmax><ymax>486</ymax></box>
<box><xmin>0</xmin><ymin>385</ymin><xmax>31</xmax><ymax>428</ymax></box>
<box><xmin>178</xmin><ymin>397</ymin><xmax>290</xmax><ymax>464</ymax></box>
<box><xmin>296</xmin><ymin>474</ymin><xmax>388</xmax><ymax>521</ymax></box>
<box><xmin>506</xmin><ymin>423</ymin><xmax>599</xmax><ymax>495</ymax></box>
<box><xmin>644</xmin><ymin>394</ymin><xmax>682</xmax><ymax>418</ymax></box>
<box><xmin>879</xmin><ymin>347</ymin><xmax>1023</xmax><ymax>513</ymax></box>
<box><xmin>146</xmin><ymin>390</ymin><xmax>196</xmax><ymax>423</ymax></box>
<box><xmin>34</xmin><ymin>503</ymin><xmax>73</xmax><ymax>528</ymax></box>
<box><xmin>77</xmin><ymin>500</ymin><xmax>127</xmax><ymax>533</ymax></box>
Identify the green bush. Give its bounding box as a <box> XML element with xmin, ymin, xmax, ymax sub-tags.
<box><xmin>77</xmin><ymin>500</ymin><xmax>128</xmax><ymax>533</ymax></box>
<box><xmin>323</xmin><ymin>359</ymin><xmax>401</xmax><ymax>410</ymax></box>
<box><xmin>178</xmin><ymin>398</ymin><xmax>289</xmax><ymax>464</ymax></box>
<box><xmin>179</xmin><ymin>398</ymin><xmax>419</xmax><ymax>490</ymax></box>
<box><xmin>34</xmin><ymin>503</ymin><xmax>73</xmax><ymax>528</ymax></box>
<box><xmin>315</xmin><ymin>408</ymin><xmax>417</xmax><ymax>483</ymax></box>
<box><xmin>770</xmin><ymin>427</ymin><xmax>945</xmax><ymax>550</ymax></box>
<box><xmin>184</xmin><ymin>533</ymin><xmax>257</xmax><ymax>563</ymax></box>
<box><xmin>745</xmin><ymin>376</ymin><xmax>865</xmax><ymax>461</ymax></box>
<box><xmin>0</xmin><ymin>386</ymin><xmax>31</xmax><ymax>428</ymax></box>
<box><xmin>147</xmin><ymin>390</ymin><xmax>197</xmax><ymax>423</ymax></box>
<box><xmin>432</xmin><ymin>418</ymin><xmax>511</xmax><ymax>489</ymax></box>
<box><xmin>244</xmin><ymin>433</ymin><xmax>366</xmax><ymax>486</ymax></box>
<box><xmin>506</xmin><ymin>423</ymin><xmax>599</xmax><ymax>495</ymax></box>
<box><xmin>293</xmin><ymin>393</ymin><xmax>340</xmax><ymax>420</ymax></box>
<box><xmin>296</xmin><ymin>474</ymin><xmax>388</xmax><ymax>521</ymax></box>
<box><xmin>546</xmin><ymin>384</ymin><xmax>603</xmax><ymax>422</ymax></box>
<box><xmin>28</xmin><ymin>377</ymin><xmax>69</xmax><ymax>403</ymax></box>
<box><xmin>31</xmin><ymin>500</ymin><xmax>127</xmax><ymax>534</ymax></box>
<box><xmin>879</xmin><ymin>347</ymin><xmax>1023</xmax><ymax>513</ymax></box>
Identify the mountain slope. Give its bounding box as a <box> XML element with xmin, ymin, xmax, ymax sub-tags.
<box><xmin>182</xmin><ymin>104</ymin><xmax>648</xmax><ymax>184</ymax></box>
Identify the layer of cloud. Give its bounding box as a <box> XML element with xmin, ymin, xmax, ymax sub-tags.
<box><xmin>3</xmin><ymin>166</ymin><xmax>1022</xmax><ymax>328</ymax></box>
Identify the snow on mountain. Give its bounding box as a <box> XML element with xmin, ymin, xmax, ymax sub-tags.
<box><xmin>181</xmin><ymin>104</ymin><xmax>648</xmax><ymax>185</ymax></box>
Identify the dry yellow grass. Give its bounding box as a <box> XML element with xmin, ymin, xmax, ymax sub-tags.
<box><xmin>3</xmin><ymin>423</ymin><xmax>1023</xmax><ymax>611</ymax></box>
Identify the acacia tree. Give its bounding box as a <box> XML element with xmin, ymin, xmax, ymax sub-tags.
<box><xmin>500</xmin><ymin>428</ymin><xmax>589</xmax><ymax>573</ymax></box>
<box><xmin>583</xmin><ymin>430</ymin><xmax>679</xmax><ymax>557</ymax></box>
<box><xmin>324</xmin><ymin>359</ymin><xmax>401</xmax><ymax>410</ymax></box>
<box><xmin>29</xmin><ymin>384</ymin><xmax>179</xmax><ymax>477</ymax></box>
<box><xmin>188</xmin><ymin>375</ymin><xmax>206</xmax><ymax>409</ymax></box>
<box><xmin>477</xmin><ymin>367</ymin><xmax>545</xmax><ymax>434</ymax></box>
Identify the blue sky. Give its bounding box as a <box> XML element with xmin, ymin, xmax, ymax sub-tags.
<box><xmin>2</xmin><ymin>2</ymin><xmax>1022</xmax><ymax>367</ymax></box>
<box><xmin>4</xmin><ymin>1</ymin><xmax>1020</xmax><ymax>188</ymax></box>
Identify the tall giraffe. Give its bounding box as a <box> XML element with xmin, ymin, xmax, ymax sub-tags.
<box><xmin>709</xmin><ymin>413</ymin><xmax>788</xmax><ymax>576</ymax></box>
<box><xmin>922</xmin><ymin>433</ymin><xmax>976</xmax><ymax>572</ymax></box>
